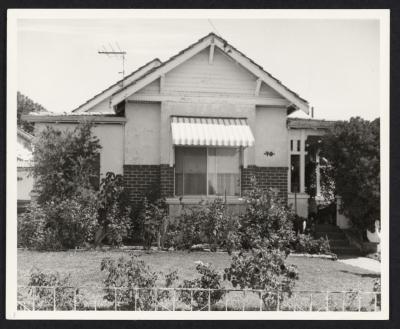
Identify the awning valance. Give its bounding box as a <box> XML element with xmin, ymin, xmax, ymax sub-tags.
<box><xmin>171</xmin><ymin>116</ymin><xmax>255</xmax><ymax>147</ymax></box>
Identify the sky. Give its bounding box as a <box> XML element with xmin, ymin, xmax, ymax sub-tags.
<box><xmin>17</xmin><ymin>17</ymin><xmax>380</xmax><ymax>120</ymax></box>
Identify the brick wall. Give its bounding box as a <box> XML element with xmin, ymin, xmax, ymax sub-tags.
<box><xmin>124</xmin><ymin>164</ymin><xmax>287</xmax><ymax>204</ymax></box>
<box><xmin>160</xmin><ymin>164</ymin><xmax>175</xmax><ymax>198</ymax></box>
<box><xmin>123</xmin><ymin>164</ymin><xmax>175</xmax><ymax>204</ymax></box>
<box><xmin>123</xmin><ymin>165</ymin><xmax>160</xmax><ymax>204</ymax></box>
<box><xmin>241</xmin><ymin>166</ymin><xmax>288</xmax><ymax>200</ymax></box>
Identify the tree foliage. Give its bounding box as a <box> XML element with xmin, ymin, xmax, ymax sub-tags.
<box><xmin>32</xmin><ymin>122</ymin><xmax>101</xmax><ymax>204</ymax></box>
<box><xmin>17</xmin><ymin>91</ymin><xmax>48</xmax><ymax>133</ymax></box>
<box><xmin>319</xmin><ymin>117</ymin><xmax>380</xmax><ymax>232</ymax></box>
<box><xmin>239</xmin><ymin>177</ymin><xmax>296</xmax><ymax>253</ymax></box>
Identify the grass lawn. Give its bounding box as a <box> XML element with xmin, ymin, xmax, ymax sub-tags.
<box><xmin>18</xmin><ymin>249</ymin><xmax>379</xmax><ymax>292</ymax></box>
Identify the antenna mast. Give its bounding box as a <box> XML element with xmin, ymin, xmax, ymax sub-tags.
<box><xmin>98</xmin><ymin>42</ymin><xmax>127</xmax><ymax>86</ymax></box>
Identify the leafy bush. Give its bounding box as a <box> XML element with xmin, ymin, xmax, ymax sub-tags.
<box><xmin>239</xmin><ymin>177</ymin><xmax>296</xmax><ymax>252</ymax></box>
<box><xmin>165</xmin><ymin>199</ymin><xmax>241</xmax><ymax>253</ymax></box>
<box><xmin>32</xmin><ymin>122</ymin><xmax>101</xmax><ymax>205</ymax></box>
<box><xmin>318</xmin><ymin>117</ymin><xmax>380</xmax><ymax>232</ymax></box>
<box><xmin>179</xmin><ymin>261</ymin><xmax>224</xmax><ymax>310</ymax></box>
<box><xmin>201</xmin><ymin>199</ymin><xmax>241</xmax><ymax>253</ymax></box>
<box><xmin>224</xmin><ymin>248</ymin><xmax>299</xmax><ymax>310</ymax></box>
<box><xmin>18</xmin><ymin>191</ymin><xmax>98</xmax><ymax>250</ymax></box>
<box><xmin>134</xmin><ymin>198</ymin><xmax>168</xmax><ymax>249</ymax></box>
<box><xmin>100</xmin><ymin>254</ymin><xmax>178</xmax><ymax>311</ymax></box>
<box><xmin>96</xmin><ymin>172</ymin><xmax>131</xmax><ymax>246</ymax></box>
<box><xmin>18</xmin><ymin>203</ymin><xmax>50</xmax><ymax>250</ymax></box>
<box><xmin>27</xmin><ymin>267</ymin><xmax>84</xmax><ymax>310</ymax></box>
<box><xmin>291</xmin><ymin>234</ymin><xmax>333</xmax><ymax>256</ymax></box>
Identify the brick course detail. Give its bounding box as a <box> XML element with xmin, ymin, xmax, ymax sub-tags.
<box><xmin>123</xmin><ymin>164</ymin><xmax>175</xmax><ymax>204</ymax></box>
<box><xmin>160</xmin><ymin>164</ymin><xmax>175</xmax><ymax>198</ymax></box>
<box><xmin>241</xmin><ymin>166</ymin><xmax>288</xmax><ymax>200</ymax></box>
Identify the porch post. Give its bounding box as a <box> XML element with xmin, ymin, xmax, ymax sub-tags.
<box><xmin>300</xmin><ymin>130</ymin><xmax>306</xmax><ymax>193</ymax></box>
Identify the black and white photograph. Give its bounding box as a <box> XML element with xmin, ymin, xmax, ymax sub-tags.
<box><xmin>6</xmin><ymin>9</ymin><xmax>390</xmax><ymax>320</ymax></box>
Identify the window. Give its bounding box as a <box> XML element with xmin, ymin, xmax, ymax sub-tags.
<box><xmin>290</xmin><ymin>154</ymin><xmax>300</xmax><ymax>193</ymax></box>
<box><xmin>175</xmin><ymin>147</ymin><xmax>240</xmax><ymax>196</ymax></box>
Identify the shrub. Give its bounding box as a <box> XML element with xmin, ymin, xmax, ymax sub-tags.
<box><xmin>18</xmin><ymin>191</ymin><xmax>98</xmax><ymax>250</ymax></box>
<box><xmin>179</xmin><ymin>261</ymin><xmax>224</xmax><ymax>310</ymax></box>
<box><xmin>166</xmin><ymin>199</ymin><xmax>241</xmax><ymax>253</ymax></box>
<box><xmin>96</xmin><ymin>172</ymin><xmax>131</xmax><ymax>247</ymax></box>
<box><xmin>18</xmin><ymin>203</ymin><xmax>50</xmax><ymax>250</ymax></box>
<box><xmin>201</xmin><ymin>199</ymin><xmax>241</xmax><ymax>253</ymax></box>
<box><xmin>291</xmin><ymin>234</ymin><xmax>334</xmax><ymax>256</ymax></box>
<box><xmin>32</xmin><ymin>122</ymin><xmax>101</xmax><ymax>205</ymax></box>
<box><xmin>100</xmin><ymin>254</ymin><xmax>178</xmax><ymax>310</ymax></box>
<box><xmin>239</xmin><ymin>177</ymin><xmax>296</xmax><ymax>252</ymax></box>
<box><xmin>27</xmin><ymin>267</ymin><xmax>84</xmax><ymax>310</ymax></box>
<box><xmin>224</xmin><ymin>248</ymin><xmax>299</xmax><ymax>310</ymax></box>
<box><xmin>134</xmin><ymin>198</ymin><xmax>168</xmax><ymax>249</ymax></box>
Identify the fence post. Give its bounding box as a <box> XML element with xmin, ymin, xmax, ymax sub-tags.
<box><xmin>190</xmin><ymin>290</ymin><xmax>193</xmax><ymax>311</ymax></box>
<box><xmin>53</xmin><ymin>287</ymin><xmax>56</xmax><ymax>311</ymax></box>
<box><xmin>374</xmin><ymin>293</ymin><xmax>378</xmax><ymax>312</ymax></box>
<box><xmin>242</xmin><ymin>290</ymin><xmax>246</xmax><ymax>311</ymax></box>
<box><xmin>114</xmin><ymin>287</ymin><xmax>117</xmax><ymax>311</ymax></box>
<box><xmin>32</xmin><ymin>287</ymin><xmax>35</xmax><ymax>311</ymax></box>
<box><xmin>326</xmin><ymin>291</ymin><xmax>329</xmax><ymax>312</ymax></box>
<box><xmin>225</xmin><ymin>290</ymin><xmax>228</xmax><ymax>311</ymax></box>
<box><xmin>208</xmin><ymin>288</ymin><xmax>211</xmax><ymax>311</ymax></box>
<box><xmin>259</xmin><ymin>291</ymin><xmax>263</xmax><ymax>311</ymax></box>
<box><xmin>134</xmin><ymin>288</ymin><xmax>138</xmax><ymax>311</ymax></box>
<box><xmin>276</xmin><ymin>291</ymin><xmax>280</xmax><ymax>311</ymax></box>
<box><xmin>155</xmin><ymin>288</ymin><xmax>158</xmax><ymax>311</ymax></box>
<box><xmin>172</xmin><ymin>289</ymin><xmax>176</xmax><ymax>311</ymax></box>
<box><xmin>358</xmin><ymin>291</ymin><xmax>361</xmax><ymax>312</ymax></box>
<box><xmin>309</xmin><ymin>293</ymin><xmax>313</xmax><ymax>312</ymax></box>
<box><xmin>342</xmin><ymin>292</ymin><xmax>346</xmax><ymax>311</ymax></box>
<box><xmin>73</xmin><ymin>289</ymin><xmax>77</xmax><ymax>311</ymax></box>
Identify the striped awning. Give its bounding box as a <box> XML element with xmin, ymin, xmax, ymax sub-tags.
<box><xmin>171</xmin><ymin>116</ymin><xmax>255</xmax><ymax>147</ymax></box>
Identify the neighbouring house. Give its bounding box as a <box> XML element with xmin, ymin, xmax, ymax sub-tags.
<box><xmin>23</xmin><ymin>32</ymin><xmax>337</xmax><ymax>220</ymax></box>
<box><xmin>17</xmin><ymin>128</ymin><xmax>34</xmax><ymax>212</ymax></box>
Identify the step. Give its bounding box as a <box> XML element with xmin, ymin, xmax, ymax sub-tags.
<box><xmin>328</xmin><ymin>239</ymin><xmax>350</xmax><ymax>248</ymax></box>
<box><xmin>315</xmin><ymin>224</ymin><xmax>342</xmax><ymax>233</ymax></box>
<box><xmin>315</xmin><ymin>231</ymin><xmax>346</xmax><ymax>240</ymax></box>
<box><xmin>331</xmin><ymin>246</ymin><xmax>361</xmax><ymax>255</ymax></box>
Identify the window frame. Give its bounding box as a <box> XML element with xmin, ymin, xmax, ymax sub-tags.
<box><xmin>174</xmin><ymin>146</ymin><xmax>242</xmax><ymax>198</ymax></box>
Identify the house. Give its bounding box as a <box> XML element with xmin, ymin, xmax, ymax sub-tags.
<box><xmin>17</xmin><ymin>128</ymin><xmax>34</xmax><ymax>212</ymax></box>
<box><xmin>24</xmin><ymin>32</ymin><xmax>335</xmax><ymax>219</ymax></box>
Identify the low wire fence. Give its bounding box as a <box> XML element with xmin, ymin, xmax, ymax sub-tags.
<box><xmin>17</xmin><ymin>286</ymin><xmax>381</xmax><ymax>312</ymax></box>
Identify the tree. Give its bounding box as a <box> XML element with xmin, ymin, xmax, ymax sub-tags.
<box><xmin>32</xmin><ymin>121</ymin><xmax>102</xmax><ymax>204</ymax></box>
<box><xmin>319</xmin><ymin>117</ymin><xmax>380</xmax><ymax>232</ymax></box>
<box><xmin>17</xmin><ymin>91</ymin><xmax>48</xmax><ymax>133</ymax></box>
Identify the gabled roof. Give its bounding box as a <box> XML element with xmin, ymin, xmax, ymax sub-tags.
<box><xmin>110</xmin><ymin>32</ymin><xmax>309</xmax><ymax>114</ymax></box>
<box><xmin>72</xmin><ymin>58</ymin><xmax>161</xmax><ymax>113</ymax></box>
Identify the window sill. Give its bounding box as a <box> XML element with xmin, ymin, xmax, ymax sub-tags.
<box><xmin>165</xmin><ymin>196</ymin><xmax>246</xmax><ymax>205</ymax></box>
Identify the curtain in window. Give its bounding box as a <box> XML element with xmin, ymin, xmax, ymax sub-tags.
<box><xmin>208</xmin><ymin>148</ymin><xmax>240</xmax><ymax>196</ymax></box>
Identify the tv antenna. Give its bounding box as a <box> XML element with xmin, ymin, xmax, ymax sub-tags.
<box><xmin>98</xmin><ymin>42</ymin><xmax>127</xmax><ymax>86</ymax></box>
